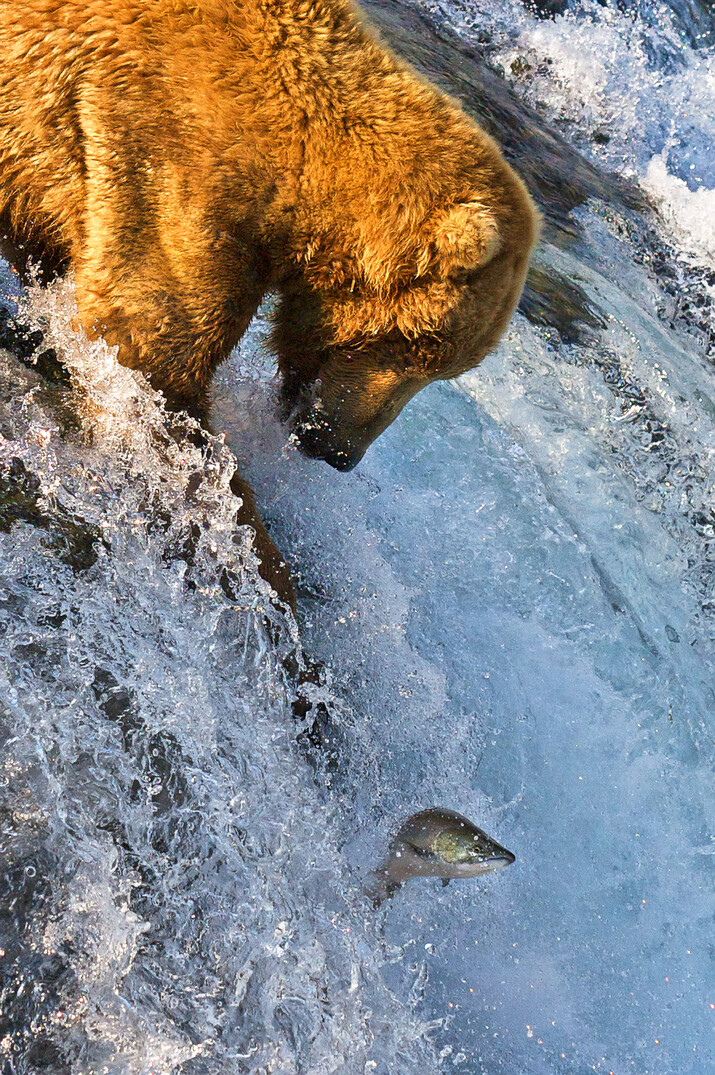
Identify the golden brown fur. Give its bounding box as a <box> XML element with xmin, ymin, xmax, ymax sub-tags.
<box><xmin>0</xmin><ymin>0</ymin><xmax>538</xmax><ymax>600</ymax></box>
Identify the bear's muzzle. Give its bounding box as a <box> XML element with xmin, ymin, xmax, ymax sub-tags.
<box><xmin>290</xmin><ymin>409</ymin><xmax>366</xmax><ymax>471</ymax></box>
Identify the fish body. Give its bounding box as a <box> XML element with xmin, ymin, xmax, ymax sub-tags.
<box><xmin>370</xmin><ymin>807</ymin><xmax>515</xmax><ymax>903</ymax></box>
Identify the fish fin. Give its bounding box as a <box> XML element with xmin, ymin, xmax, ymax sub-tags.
<box><xmin>441</xmin><ymin>878</ymin><xmax>451</xmax><ymax>888</ymax></box>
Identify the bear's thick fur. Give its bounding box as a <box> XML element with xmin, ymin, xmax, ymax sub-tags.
<box><xmin>0</xmin><ymin>0</ymin><xmax>538</xmax><ymax>599</ymax></box>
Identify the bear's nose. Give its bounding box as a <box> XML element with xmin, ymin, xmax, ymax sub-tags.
<box><xmin>325</xmin><ymin>450</ymin><xmax>360</xmax><ymax>471</ymax></box>
<box><xmin>291</xmin><ymin>414</ymin><xmax>363</xmax><ymax>471</ymax></box>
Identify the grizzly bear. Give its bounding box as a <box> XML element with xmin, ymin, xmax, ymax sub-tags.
<box><xmin>0</xmin><ymin>0</ymin><xmax>538</xmax><ymax>602</ymax></box>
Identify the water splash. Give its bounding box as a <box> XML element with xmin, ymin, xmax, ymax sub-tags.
<box><xmin>0</xmin><ymin>279</ymin><xmax>439</xmax><ymax>1074</ymax></box>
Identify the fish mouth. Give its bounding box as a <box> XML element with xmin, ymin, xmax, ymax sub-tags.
<box><xmin>481</xmin><ymin>850</ymin><xmax>516</xmax><ymax>872</ymax></box>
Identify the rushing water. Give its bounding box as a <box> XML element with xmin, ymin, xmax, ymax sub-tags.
<box><xmin>1</xmin><ymin>1</ymin><xmax>713</xmax><ymax>1073</ymax></box>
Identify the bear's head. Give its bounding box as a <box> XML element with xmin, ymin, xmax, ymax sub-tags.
<box><xmin>274</xmin><ymin>190</ymin><xmax>538</xmax><ymax>471</ymax></box>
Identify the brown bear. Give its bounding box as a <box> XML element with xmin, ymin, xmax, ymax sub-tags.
<box><xmin>0</xmin><ymin>0</ymin><xmax>538</xmax><ymax>602</ymax></box>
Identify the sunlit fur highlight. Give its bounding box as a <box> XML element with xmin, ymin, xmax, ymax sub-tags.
<box><xmin>0</xmin><ymin>0</ymin><xmax>539</xmax><ymax>581</ymax></box>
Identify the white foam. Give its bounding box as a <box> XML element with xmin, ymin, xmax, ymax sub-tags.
<box><xmin>643</xmin><ymin>153</ymin><xmax>715</xmax><ymax>264</ymax></box>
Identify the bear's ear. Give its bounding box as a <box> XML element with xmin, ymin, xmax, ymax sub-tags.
<box><xmin>419</xmin><ymin>201</ymin><xmax>501</xmax><ymax>276</ymax></box>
